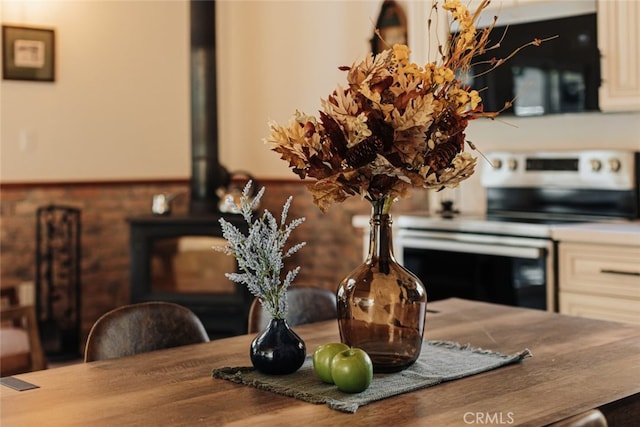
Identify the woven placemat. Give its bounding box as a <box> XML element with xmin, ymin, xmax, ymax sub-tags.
<box><xmin>212</xmin><ymin>340</ymin><xmax>532</xmax><ymax>413</ymax></box>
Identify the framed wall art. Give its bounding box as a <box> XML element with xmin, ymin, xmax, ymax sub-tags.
<box><xmin>2</xmin><ymin>25</ymin><xmax>55</xmax><ymax>82</ymax></box>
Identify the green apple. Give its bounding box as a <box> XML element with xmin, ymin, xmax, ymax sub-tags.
<box><xmin>330</xmin><ymin>348</ymin><xmax>373</xmax><ymax>393</ymax></box>
<box><xmin>312</xmin><ymin>342</ymin><xmax>350</xmax><ymax>384</ymax></box>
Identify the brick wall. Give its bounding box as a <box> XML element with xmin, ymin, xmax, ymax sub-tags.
<box><xmin>0</xmin><ymin>179</ymin><xmax>429</xmax><ymax>351</ymax></box>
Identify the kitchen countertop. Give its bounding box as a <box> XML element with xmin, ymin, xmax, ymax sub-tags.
<box><xmin>551</xmin><ymin>221</ymin><xmax>640</xmax><ymax>246</ymax></box>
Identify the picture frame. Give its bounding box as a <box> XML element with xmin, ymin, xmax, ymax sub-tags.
<box><xmin>2</xmin><ymin>25</ymin><xmax>55</xmax><ymax>82</ymax></box>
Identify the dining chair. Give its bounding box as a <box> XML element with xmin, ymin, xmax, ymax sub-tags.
<box><xmin>247</xmin><ymin>287</ymin><xmax>337</xmax><ymax>334</ymax></box>
<box><xmin>0</xmin><ymin>288</ymin><xmax>47</xmax><ymax>376</ymax></box>
<box><xmin>547</xmin><ymin>409</ymin><xmax>608</xmax><ymax>427</ymax></box>
<box><xmin>84</xmin><ymin>301</ymin><xmax>209</xmax><ymax>362</ymax></box>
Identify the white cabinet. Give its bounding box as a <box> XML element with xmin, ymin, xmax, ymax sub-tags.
<box><xmin>558</xmin><ymin>242</ymin><xmax>640</xmax><ymax>324</ymax></box>
<box><xmin>597</xmin><ymin>0</ymin><xmax>640</xmax><ymax>111</ymax></box>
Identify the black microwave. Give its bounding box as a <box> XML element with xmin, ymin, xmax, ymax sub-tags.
<box><xmin>458</xmin><ymin>13</ymin><xmax>600</xmax><ymax>116</ymax></box>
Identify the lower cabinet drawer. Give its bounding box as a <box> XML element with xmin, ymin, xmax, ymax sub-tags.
<box><xmin>559</xmin><ymin>243</ymin><xmax>640</xmax><ymax>298</ymax></box>
<box><xmin>560</xmin><ymin>292</ymin><xmax>640</xmax><ymax>324</ymax></box>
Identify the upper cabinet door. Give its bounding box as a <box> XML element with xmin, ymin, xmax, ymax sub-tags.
<box><xmin>598</xmin><ymin>0</ymin><xmax>640</xmax><ymax>112</ymax></box>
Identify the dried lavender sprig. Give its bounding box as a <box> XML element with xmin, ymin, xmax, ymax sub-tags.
<box><xmin>214</xmin><ymin>182</ymin><xmax>306</xmax><ymax>319</ymax></box>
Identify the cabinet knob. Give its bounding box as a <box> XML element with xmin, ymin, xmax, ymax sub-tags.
<box><xmin>608</xmin><ymin>158</ymin><xmax>622</xmax><ymax>172</ymax></box>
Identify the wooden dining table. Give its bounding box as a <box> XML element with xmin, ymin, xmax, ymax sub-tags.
<box><xmin>1</xmin><ymin>298</ymin><xmax>639</xmax><ymax>426</ymax></box>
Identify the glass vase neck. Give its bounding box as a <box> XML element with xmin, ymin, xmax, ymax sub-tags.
<box><xmin>370</xmin><ymin>195</ymin><xmax>393</xmax><ymax>216</ymax></box>
<box><xmin>367</xmin><ymin>195</ymin><xmax>396</xmax><ymax>266</ymax></box>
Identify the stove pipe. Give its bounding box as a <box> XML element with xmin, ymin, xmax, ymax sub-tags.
<box><xmin>190</xmin><ymin>0</ymin><xmax>229</xmax><ymax>215</ymax></box>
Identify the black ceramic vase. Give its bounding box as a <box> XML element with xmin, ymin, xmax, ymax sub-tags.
<box><xmin>250</xmin><ymin>318</ymin><xmax>306</xmax><ymax>375</ymax></box>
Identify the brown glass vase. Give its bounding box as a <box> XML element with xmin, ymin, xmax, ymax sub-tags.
<box><xmin>337</xmin><ymin>196</ymin><xmax>427</xmax><ymax>373</ymax></box>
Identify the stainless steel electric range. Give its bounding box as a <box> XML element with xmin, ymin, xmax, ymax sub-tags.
<box><xmin>396</xmin><ymin>150</ymin><xmax>639</xmax><ymax>312</ymax></box>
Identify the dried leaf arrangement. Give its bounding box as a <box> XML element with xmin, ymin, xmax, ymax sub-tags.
<box><xmin>214</xmin><ymin>182</ymin><xmax>306</xmax><ymax>319</ymax></box>
<box><xmin>266</xmin><ymin>0</ymin><xmax>554</xmax><ymax>212</ymax></box>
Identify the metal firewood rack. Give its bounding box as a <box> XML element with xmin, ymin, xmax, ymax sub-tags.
<box><xmin>35</xmin><ymin>205</ymin><xmax>82</xmax><ymax>359</ymax></box>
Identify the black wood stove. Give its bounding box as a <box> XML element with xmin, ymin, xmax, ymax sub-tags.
<box><xmin>128</xmin><ymin>1</ymin><xmax>252</xmax><ymax>339</ymax></box>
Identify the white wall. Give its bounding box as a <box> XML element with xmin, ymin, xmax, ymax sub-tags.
<box><xmin>1</xmin><ymin>0</ymin><xmax>190</xmax><ymax>182</ymax></box>
<box><xmin>216</xmin><ymin>0</ymin><xmax>380</xmax><ymax>179</ymax></box>
<box><xmin>1</xmin><ymin>0</ymin><xmax>639</xmax><ymax>188</ymax></box>
<box><xmin>0</xmin><ymin>0</ymin><xmax>381</xmax><ymax>183</ymax></box>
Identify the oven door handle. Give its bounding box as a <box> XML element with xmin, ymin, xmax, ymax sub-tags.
<box><xmin>399</xmin><ymin>237</ymin><xmax>546</xmax><ymax>259</ymax></box>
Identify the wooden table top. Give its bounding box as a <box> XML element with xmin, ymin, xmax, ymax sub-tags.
<box><xmin>2</xmin><ymin>298</ymin><xmax>639</xmax><ymax>426</ymax></box>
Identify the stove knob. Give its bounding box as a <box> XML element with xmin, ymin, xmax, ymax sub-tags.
<box><xmin>507</xmin><ymin>158</ymin><xmax>518</xmax><ymax>171</ymax></box>
<box><xmin>492</xmin><ymin>158</ymin><xmax>503</xmax><ymax>169</ymax></box>
<box><xmin>608</xmin><ymin>158</ymin><xmax>622</xmax><ymax>172</ymax></box>
<box><xmin>590</xmin><ymin>159</ymin><xmax>602</xmax><ymax>172</ymax></box>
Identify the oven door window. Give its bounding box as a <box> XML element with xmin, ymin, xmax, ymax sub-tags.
<box><xmin>403</xmin><ymin>248</ymin><xmax>547</xmax><ymax>310</ymax></box>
